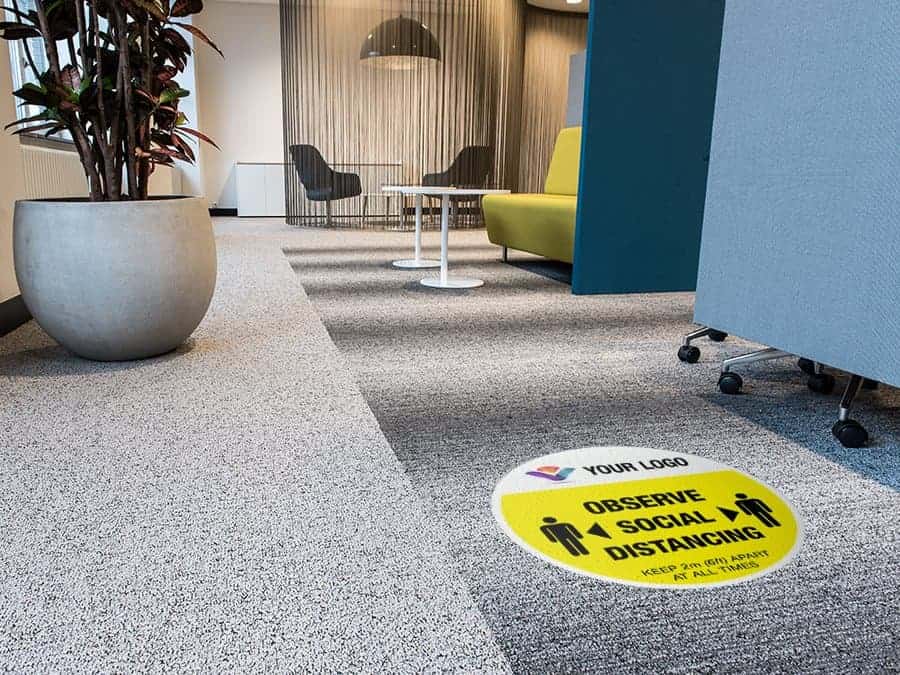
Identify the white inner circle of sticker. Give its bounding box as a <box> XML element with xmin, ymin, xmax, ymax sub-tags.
<box><xmin>492</xmin><ymin>446</ymin><xmax>803</xmax><ymax>589</ymax></box>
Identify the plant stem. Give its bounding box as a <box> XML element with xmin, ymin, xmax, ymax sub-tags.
<box><xmin>137</xmin><ymin>20</ymin><xmax>152</xmax><ymax>199</ymax></box>
<box><xmin>33</xmin><ymin>1</ymin><xmax>60</xmax><ymax>77</ymax></box>
<box><xmin>115</xmin><ymin>5</ymin><xmax>138</xmax><ymax>198</ymax></box>
<box><xmin>35</xmin><ymin>0</ymin><xmax>102</xmax><ymax>198</ymax></box>
<box><xmin>83</xmin><ymin>0</ymin><xmax>119</xmax><ymax>198</ymax></box>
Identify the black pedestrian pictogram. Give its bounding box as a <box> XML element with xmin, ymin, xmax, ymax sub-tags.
<box><xmin>541</xmin><ymin>517</ymin><xmax>588</xmax><ymax>556</ymax></box>
<box><xmin>734</xmin><ymin>493</ymin><xmax>780</xmax><ymax>527</ymax></box>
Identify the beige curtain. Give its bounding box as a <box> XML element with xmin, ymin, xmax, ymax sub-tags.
<box><xmin>518</xmin><ymin>8</ymin><xmax>588</xmax><ymax>194</ymax></box>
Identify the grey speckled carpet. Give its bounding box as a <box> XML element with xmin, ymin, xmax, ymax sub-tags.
<box><xmin>0</xmin><ymin>220</ymin><xmax>509</xmax><ymax>673</ymax></box>
<box><xmin>290</xmin><ymin>226</ymin><xmax>900</xmax><ymax>674</ymax></box>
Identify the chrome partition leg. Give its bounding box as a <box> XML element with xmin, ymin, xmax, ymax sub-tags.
<box><xmin>833</xmin><ymin>375</ymin><xmax>869</xmax><ymax>448</ymax></box>
<box><xmin>683</xmin><ymin>326</ymin><xmax>715</xmax><ymax>347</ymax></box>
<box><xmin>722</xmin><ymin>348</ymin><xmax>791</xmax><ymax>373</ymax></box>
<box><xmin>325</xmin><ymin>200</ymin><xmax>332</xmax><ymax>228</ymax></box>
<box><xmin>717</xmin><ymin>348</ymin><xmax>791</xmax><ymax>395</ymax></box>
<box><xmin>678</xmin><ymin>326</ymin><xmax>729</xmax><ymax>363</ymax></box>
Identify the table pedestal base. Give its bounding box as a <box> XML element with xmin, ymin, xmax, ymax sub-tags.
<box><xmin>421</xmin><ymin>277</ymin><xmax>484</xmax><ymax>290</ymax></box>
<box><xmin>393</xmin><ymin>259</ymin><xmax>441</xmax><ymax>269</ymax></box>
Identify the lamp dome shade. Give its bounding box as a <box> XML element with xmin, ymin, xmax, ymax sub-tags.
<box><xmin>360</xmin><ymin>16</ymin><xmax>441</xmax><ymax>70</ymax></box>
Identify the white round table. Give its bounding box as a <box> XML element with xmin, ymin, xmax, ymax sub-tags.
<box><xmin>382</xmin><ymin>185</ymin><xmax>511</xmax><ymax>289</ymax></box>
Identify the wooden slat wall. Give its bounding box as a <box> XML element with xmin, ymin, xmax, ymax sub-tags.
<box><xmin>518</xmin><ymin>7</ymin><xmax>588</xmax><ymax>194</ymax></box>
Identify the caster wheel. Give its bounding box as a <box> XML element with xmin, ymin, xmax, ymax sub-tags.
<box><xmin>708</xmin><ymin>330</ymin><xmax>728</xmax><ymax>343</ymax></box>
<box><xmin>862</xmin><ymin>379</ymin><xmax>879</xmax><ymax>391</ymax></box>
<box><xmin>807</xmin><ymin>373</ymin><xmax>836</xmax><ymax>395</ymax></box>
<box><xmin>718</xmin><ymin>372</ymin><xmax>743</xmax><ymax>395</ymax></box>
<box><xmin>798</xmin><ymin>358</ymin><xmax>816</xmax><ymax>376</ymax></box>
<box><xmin>832</xmin><ymin>419</ymin><xmax>869</xmax><ymax>448</ymax></box>
<box><xmin>678</xmin><ymin>345</ymin><xmax>701</xmax><ymax>364</ymax></box>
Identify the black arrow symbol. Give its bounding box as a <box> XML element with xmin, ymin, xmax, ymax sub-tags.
<box><xmin>587</xmin><ymin>523</ymin><xmax>611</xmax><ymax>539</ymax></box>
<box><xmin>718</xmin><ymin>507</ymin><xmax>740</xmax><ymax>522</ymax></box>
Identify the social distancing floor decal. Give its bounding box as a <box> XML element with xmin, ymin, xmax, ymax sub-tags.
<box><xmin>492</xmin><ymin>447</ymin><xmax>802</xmax><ymax>588</ymax></box>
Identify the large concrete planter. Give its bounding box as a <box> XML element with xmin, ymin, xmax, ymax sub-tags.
<box><xmin>14</xmin><ymin>196</ymin><xmax>217</xmax><ymax>361</ymax></box>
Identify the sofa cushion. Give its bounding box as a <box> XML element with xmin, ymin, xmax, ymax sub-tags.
<box><xmin>544</xmin><ymin>127</ymin><xmax>582</xmax><ymax>197</ymax></box>
<box><xmin>482</xmin><ymin>193</ymin><xmax>577</xmax><ymax>264</ymax></box>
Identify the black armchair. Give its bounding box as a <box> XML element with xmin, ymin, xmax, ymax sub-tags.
<box><xmin>423</xmin><ymin>145</ymin><xmax>494</xmax><ymax>191</ymax></box>
<box><xmin>289</xmin><ymin>144</ymin><xmax>363</xmax><ymax>226</ymax></box>
<box><xmin>421</xmin><ymin>146</ymin><xmax>494</xmax><ymax>225</ymax></box>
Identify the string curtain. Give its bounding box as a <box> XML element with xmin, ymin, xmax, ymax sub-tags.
<box><xmin>280</xmin><ymin>0</ymin><xmax>525</xmax><ymax>226</ymax></box>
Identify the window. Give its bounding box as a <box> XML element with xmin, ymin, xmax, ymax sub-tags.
<box><xmin>6</xmin><ymin>0</ymin><xmax>71</xmax><ymax>141</ymax></box>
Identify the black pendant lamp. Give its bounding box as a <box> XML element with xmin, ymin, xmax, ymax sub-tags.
<box><xmin>360</xmin><ymin>15</ymin><xmax>441</xmax><ymax>70</ymax></box>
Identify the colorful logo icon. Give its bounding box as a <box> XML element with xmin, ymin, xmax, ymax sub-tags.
<box><xmin>526</xmin><ymin>465</ymin><xmax>575</xmax><ymax>482</ymax></box>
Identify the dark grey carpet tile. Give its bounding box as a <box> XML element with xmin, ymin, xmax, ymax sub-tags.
<box><xmin>292</xmin><ymin>227</ymin><xmax>900</xmax><ymax>674</ymax></box>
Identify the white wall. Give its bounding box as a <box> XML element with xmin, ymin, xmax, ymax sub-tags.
<box><xmin>0</xmin><ymin>48</ymin><xmax>25</xmax><ymax>302</ymax></box>
<box><xmin>195</xmin><ymin>0</ymin><xmax>284</xmax><ymax>209</ymax></box>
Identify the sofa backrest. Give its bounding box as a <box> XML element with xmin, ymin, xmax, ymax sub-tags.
<box><xmin>544</xmin><ymin>126</ymin><xmax>582</xmax><ymax>196</ymax></box>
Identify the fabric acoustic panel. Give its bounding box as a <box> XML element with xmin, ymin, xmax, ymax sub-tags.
<box><xmin>572</xmin><ymin>0</ymin><xmax>725</xmax><ymax>294</ymax></box>
<box><xmin>694</xmin><ymin>1</ymin><xmax>900</xmax><ymax>386</ymax></box>
<box><xmin>279</xmin><ymin>0</ymin><xmax>526</xmax><ymax>226</ymax></box>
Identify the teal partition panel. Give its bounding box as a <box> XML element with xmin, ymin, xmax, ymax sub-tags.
<box><xmin>572</xmin><ymin>0</ymin><xmax>725</xmax><ymax>295</ymax></box>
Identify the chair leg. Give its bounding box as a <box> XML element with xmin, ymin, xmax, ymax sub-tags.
<box><xmin>501</xmin><ymin>246</ymin><xmax>508</xmax><ymax>263</ymax></box>
<box><xmin>362</xmin><ymin>195</ymin><xmax>368</xmax><ymax>227</ymax></box>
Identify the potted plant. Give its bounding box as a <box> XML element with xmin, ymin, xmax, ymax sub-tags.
<box><xmin>0</xmin><ymin>0</ymin><xmax>221</xmax><ymax>361</ymax></box>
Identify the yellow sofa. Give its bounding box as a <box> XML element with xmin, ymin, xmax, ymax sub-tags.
<box><xmin>482</xmin><ymin>127</ymin><xmax>581</xmax><ymax>264</ymax></box>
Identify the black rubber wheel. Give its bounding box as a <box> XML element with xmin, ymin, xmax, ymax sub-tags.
<box><xmin>798</xmin><ymin>358</ymin><xmax>816</xmax><ymax>376</ymax></box>
<box><xmin>718</xmin><ymin>372</ymin><xmax>743</xmax><ymax>395</ymax></box>
<box><xmin>807</xmin><ymin>373</ymin><xmax>836</xmax><ymax>395</ymax></box>
<box><xmin>832</xmin><ymin>419</ymin><xmax>869</xmax><ymax>448</ymax></box>
<box><xmin>862</xmin><ymin>379</ymin><xmax>879</xmax><ymax>391</ymax></box>
<box><xmin>678</xmin><ymin>345</ymin><xmax>701</xmax><ymax>364</ymax></box>
<box><xmin>707</xmin><ymin>330</ymin><xmax>728</xmax><ymax>343</ymax></box>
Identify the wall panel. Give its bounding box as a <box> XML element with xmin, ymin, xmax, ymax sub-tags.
<box><xmin>572</xmin><ymin>0</ymin><xmax>724</xmax><ymax>294</ymax></box>
<box><xmin>195</xmin><ymin>0</ymin><xmax>284</xmax><ymax>210</ymax></box>
<box><xmin>695</xmin><ymin>1</ymin><xmax>900</xmax><ymax>386</ymax></box>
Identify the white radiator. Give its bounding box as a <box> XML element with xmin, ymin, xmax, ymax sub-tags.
<box><xmin>20</xmin><ymin>144</ymin><xmax>182</xmax><ymax>199</ymax></box>
<box><xmin>21</xmin><ymin>145</ymin><xmax>87</xmax><ymax>199</ymax></box>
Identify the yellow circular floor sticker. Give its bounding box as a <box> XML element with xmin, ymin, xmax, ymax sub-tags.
<box><xmin>492</xmin><ymin>447</ymin><xmax>802</xmax><ymax>588</ymax></box>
